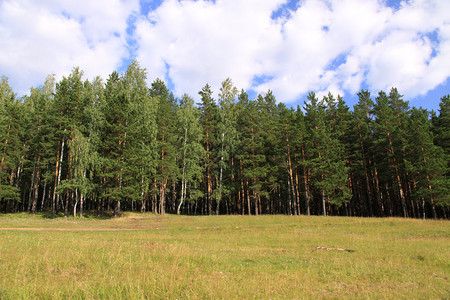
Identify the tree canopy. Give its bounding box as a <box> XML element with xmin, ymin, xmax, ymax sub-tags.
<box><xmin>0</xmin><ymin>61</ymin><xmax>448</xmax><ymax>218</ymax></box>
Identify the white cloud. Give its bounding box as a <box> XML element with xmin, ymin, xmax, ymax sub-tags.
<box><xmin>0</xmin><ymin>0</ymin><xmax>449</xmax><ymax>106</ymax></box>
<box><xmin>0</xmin><ymin>0</ymin><xmax>139</xmax><ymax>95</ymax></box>
<box><xmin>134</xmin><ymin>0</ymin><xmax>450</xmax><ymax>104</ymax></box>
<box><xmin>135</xmin><ymin>0</ymin><xmax>285</xmax><ymax>98</ymax></box>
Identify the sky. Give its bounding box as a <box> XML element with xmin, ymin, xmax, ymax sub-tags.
<box><xmin>0</xmin><ymin>0</ymin><xmax>449</xmax><ymax>111</ymax></box>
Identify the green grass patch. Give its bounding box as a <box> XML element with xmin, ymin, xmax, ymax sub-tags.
<box><xmin>0</xmin><ymin>213</ymin><xmax>448</xmax><ymax>299</ymax></box>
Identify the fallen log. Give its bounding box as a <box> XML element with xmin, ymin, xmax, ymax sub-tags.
<box><xmin>316</xmin><ymin>246</ymin><xmax>355</xmax><ymax>253</ymax></box>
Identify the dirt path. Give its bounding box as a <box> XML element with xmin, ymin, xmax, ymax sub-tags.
<box><xmin>0</xmin><ymin>227</ymin><xmax>141</xmax><ymax>231</ymax></box>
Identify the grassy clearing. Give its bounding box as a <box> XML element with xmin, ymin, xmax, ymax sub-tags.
<box><xmin>0</xmin><ymin>213</ymin><xmax>448</xmax><ymax>299</ymax></box>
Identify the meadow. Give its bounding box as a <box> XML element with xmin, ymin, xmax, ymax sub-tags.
<box><xmin>0</xmin><ymin>213</ymin><xmax>448</xmax><ymax>299</ymax></box>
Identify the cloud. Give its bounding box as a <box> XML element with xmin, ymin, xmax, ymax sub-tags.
<box><xmin>135</xmin><ymin>0</ymin><xmax>450</xmax><ymax>103</ymax></box>
<box><xmin>0</xmin><ymin>0</ymin><xmax>139</xmax><ymax>94</ymax></box>
<box><xmin>135</xmin><ymin>0</ymin><xmax>285</xmax><ymax>98</ymax></box>
<box><xmin>358</xmin><ymin>0</ymin><xmax>450</xmax><ymax>98</ymax></box>
<box><xmin>0</xmin><ymin>0</ymin><xmax>449</xmax><ymax>106</ymax></box>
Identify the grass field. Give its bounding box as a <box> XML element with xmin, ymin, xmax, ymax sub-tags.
<box><xmin>0</xmin><ymin>213</ymin><xmax>448</xmax><ymax>299</ymax></box>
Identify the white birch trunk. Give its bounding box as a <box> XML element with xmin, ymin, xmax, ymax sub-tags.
<box><xmin>217</xmin><ymin>131</ymin><xmax>225</xmax><ymax>215</ymax></box>
<box><xmin>177</xmin><ymin>127</ymin><xmax>188</xmax><ymax>215</ymax></box>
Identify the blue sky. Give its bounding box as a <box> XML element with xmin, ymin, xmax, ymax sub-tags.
<box><xmin>1</xmin><ymin>0</ymin><xmax>449</xmax><ymax>112</ymax></box>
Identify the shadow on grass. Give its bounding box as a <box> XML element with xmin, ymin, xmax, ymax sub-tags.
<box><xmin>0</xmin><ymin>210</ymin><xmax>116</xmax><ymax>220</ymax></box>
<box><xmin>43</xmin><ymin>210</ymin><xmax>116</xmax><ymax>220</ymax></box>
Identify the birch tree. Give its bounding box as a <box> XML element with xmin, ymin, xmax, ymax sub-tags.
<box><xmin>176</xmin><ymin>94</ymin><xmax>205</xmax><ymax>214</ymax></box>
<box><xmin>215</xmin><ymin>78</ymin><xmax>238</xmax><ymax>214</ymax></box>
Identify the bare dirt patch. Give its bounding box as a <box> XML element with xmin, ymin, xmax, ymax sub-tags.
<box><xmin>0</xmin><ymin>227</ymin><xmax>140</xmax><ymax>231</ymax></box>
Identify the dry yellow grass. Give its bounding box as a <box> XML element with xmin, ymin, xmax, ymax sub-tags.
<box><xmin>0</xmin><ymin>213</ymin><xmax>449</xmax><ymax>299</ymax></box>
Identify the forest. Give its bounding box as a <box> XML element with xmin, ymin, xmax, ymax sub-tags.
<box><xmin>0</xmin><ymin>60</ymin><xmax>449</xmax><ymax>218</ymax></box>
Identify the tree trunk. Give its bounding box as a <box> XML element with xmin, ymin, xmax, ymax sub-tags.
<box><xmin>287</xmin><ymin>161</ymin><xmax>296</xmax><ymax>215</ymax></box>
<box><xmin>372</xmin><ymin>162</ymin><xmax>384</xmax><ymax>216</ymax></box>
<box><xmin>207</xmin><ymin>166</ymin><xmax>212</xmax><ymax>215</ymax></box>
<box><xmin>387</xmin><ymin>133</ymin><xmax>407</xmax><ymax>217</ymax></box>
<box><xmin>422</xmin><ymin>198</ymin><xmax>426</xmax><ymax>219</ymax></box>
<box><xmin>40</xmin><ymin>181</ymin><xmax>47</xmax><ymax>212</ymax></box>
<box><xmin>177</xmin><ymin>128</ymin><xmax>188</xmax><ymax>215</ymax></box>
<box><xmin>376</xmin><ymin>176</ymin><xmax>384</xmax><ymax>215</ymax></box>
<box><xmin>114</xmin><ymin>199</ymin><xmax>121</xmax><ymax>217</ymax></box>
<box><xmin>206</xmin><ymin>140</ymin><xmax>212</xmax><ymax>215</ymax></box>
<box><xmin>152</xmin><ymin>179</ymin><xmax>157</xmax><ymax>214</ymax></box>
<box><xmin>358</xmin><ymin>134</ymin><xmax>374</xmax><ymax>216</ymax></box>
<box><xmin>363</xmin><ymin>167</ymin><xmax>374</xmax><ymax>216</ymax></box>
<box><xmin>258</xmin><ymin>192</ymin><xmax>262</xmax><ymax>215</ymax></box>
<box><xmin>322</xmin><ymin>188</ymin><xmax>327</xmax><ymax>216</ymax></box>
<box><xmin>52</xmin><ymin>134</ymin><xmax>65</xmax><ymax>217</ymax></box>
<box><xmin>240</xmin><ymin>160</ymin><xmax>245</xmax><ymax>215</ymax></box>
<box><xmin>31</xmin><ymin>171</ymin><xmax>40</xmax><ymax>214</ymax></box>
<box><xmin>28</xmin><ymin>156</ymin><xmax>37</xmax><ymax>212</ymax></box>
<box><xmin>30</xmin><ymin>153</ymin><xmax>42</xmax><ymax>214</ymax></box>
<box><xmin>287</xmin><ymin>179</ymin><xmax>292</xmax><ymax>215</ymax></box>
<box><xmin>246</xmin><ymin>180</ymin><xmax>251</xmax><ymax>215</ymax></box>
<box><xmin>230</xmin><ymin>157</ymin><xmax>235</xmax><ymax>215</ymax></box>
<box><xmin>421</xmin><ymin>148</ymin><xmax>437</xmax><ymax>219</ymax></box>
<box><xmin>301</xmin><ymin>146</ymin><xmax>310</xmax><ymax>216</ymax></box>
<box><xmin>73</xmin><ymin>189</ymin><xmax>78</xmax><ymax>217</ymax></box>
<box><xmin>140</xmin><ymin>167</ymin><xmax>146</xmax><ymax>212</ymax></box>
<box><xmin>204</xmin><ymin>127</ymin><xmax>213</xmax><ymax>215</ymax></box>
<box><xmin>64</xmin><ymin>190</ymin><xmax>70</xmax><ymax>218</ymax></box>
<box><xmin>216</xmin><ymin>132</ymin><xmax>225</xmax><ymax>215</ymax></box>
<box><xmin>253</xmin><ymin>189</ymin><xmax>259</xmax><ymax>216</ymax></box>
<box><xmin>286</xmin><ymin>137</ymin><xmax>298</xmax><ymax>215</ymax></box>
<box><xmin>394</xmin><ymin>166</ymin><xmax>407</xmax><ymax>218</ymax></box>
<box><xmin>79</xmin><ymin>192</ymin><xmax>84</xmax><ymax>217</ymax></box>
<box><xmin>0</xmin><ymin>123</ymin><xmax>11</xmax><ymax>170</ymax></box>
<box><xmin>159</xmin><ymin>181</ymin><xmax>166</xmax><ymax>215</ymax></box>
<box><xmin>64</xmin><ymin>146</ymin><xmax>73</xmax><ymax>218</ymax></box>
<box><xmin>295</xmin><ymin>171</ymin><xmax>301</xmax><ymax>215</ymax></box>
<box><xmin>152</xmin><ymin>192</ymin><xmax>158</xmax><ymax>214</ymax></box>
<box><xmin>177</xmin><ymin>178</ymin><xmax>186</xmax><ymax>215</ymax></box>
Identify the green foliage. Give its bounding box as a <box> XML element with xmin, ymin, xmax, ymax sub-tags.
<box><xmin>176</xmin><ymin>94</ymin><xmax>205</xmax><ymax>213</ymax></box>
<box><xmin>0</xmin><ymin>62</ymin><xmax>448</xmax><ymax>218</ymax></box>
<box><xmin>0</xmin><ymin>184</ymin><xmax>20</xmax><ymax>202</ymax></box>
<box><xmin>304</xmin><ymin>92</ymin><xmax>350</xmax><ymax>215</ymax></box>
<box><xmin>0</xmin><ymin>76</ymin><xmax>23</xmax><ymax>204</ymax></box>
<box><xmin>215</xmin><ymin>78</ymin><xmax>239</xmax><ymax>214</ymax></box>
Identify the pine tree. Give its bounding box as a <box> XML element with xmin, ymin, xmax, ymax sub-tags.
<box><xmin>304</xmin><ymin>92</ymin><xmax>350</xmax><ymax>216</ymax></box>
<box><xmin>349</xmin><ymin>90</ymin><xmax>381</xmax><ymax>216</ymax></box>
<box><xmin>0</xmin><ymin>76</ymin><xmax>22</xmax><ymax>209</ymax></box>
<box><xmin>237</xmin><ymin>94</ymin><xmax>267</xmax><ymax>215</ymax></box>
<box><xmin>151</xmin><ymin>79</ymin><xmax>177</xmax><ymax>215</ymax></box>
<box><xmin>330</xmin><ymin>95</ymin><xmax>353</xmax><ymax>215</ymax></box>
<box><xmin>100</xmin><ymin>71</ymin><xmax>129</xmax><ymax>216</ymax></box>
<box><xmin>23</xmin><ymin>75</ymin><xmax>57</xmax><ymax>213</ymax></box>
<box><xmin>198</xmin><ymin>84</ymin><xmax>218</xmax><ymax>215</ymax></box>
<box><xmin>121</xmin><ymin>61</ymin><xmax>158</xmax><ymax>213</ymax></box>
<box><xmin>406</xmin><ymin>108</ymin><xmax>447</xmax><ymax>218</ymax></box>
<box><xmin>293</xmin><ymin>106</ymin><xmax>311</xmax><ymax>215</ymax></box>
<box><xmin>277</xmin><ymin>104</ymin><xmax>298</xmax><ymax>215</ymax></box>
<box><xmin>235</xmin><ymin>90</ymin><xmax>250</xmax><ymax>214</ymax></box>
<box><xmin>372</xmin><ymin>88</ymin><xmax>410</xmax><ymax>217</ymax></box>
<box><xmin>259</xmin><ymin>91</ymin><xmax>281</xmax><ymax>214</ymax></box>
<box><xmin>433</xmin><ymin>95</ymin><xmax>450</xmax><ymax>169</ymax></box>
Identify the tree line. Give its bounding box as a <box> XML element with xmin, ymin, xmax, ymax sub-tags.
<box><xmin>0</xmin><ymin>61</ymin><xmax>448</xmax><ymax>218</ymax></box>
